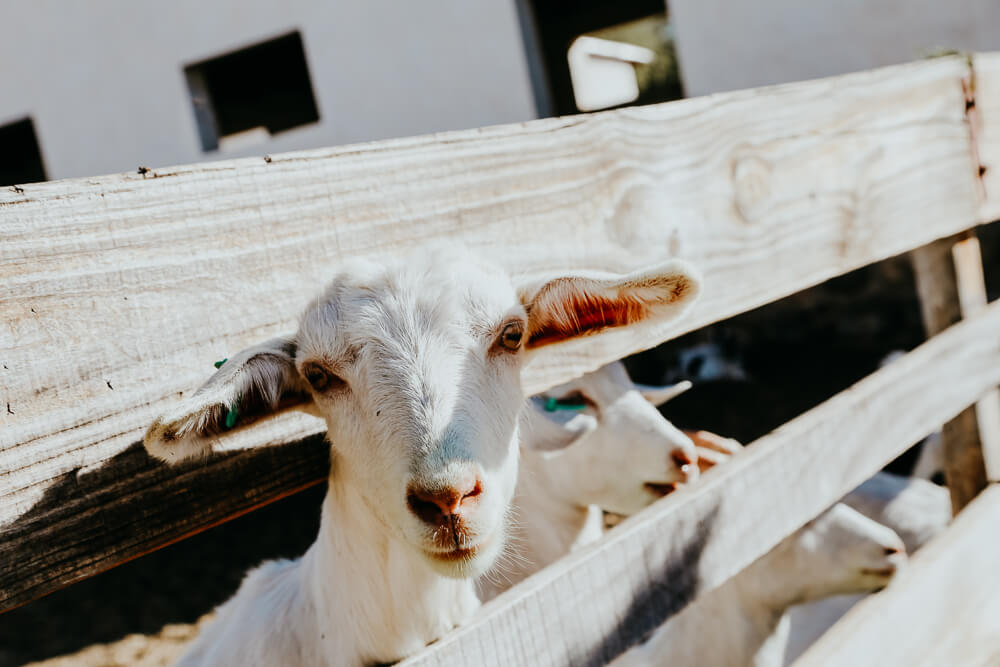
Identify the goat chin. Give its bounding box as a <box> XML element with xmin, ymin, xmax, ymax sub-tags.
<box><xmin>421</xmin><ymin>532</ymin><xmax>505</xmax><ymax>579</ymax></box>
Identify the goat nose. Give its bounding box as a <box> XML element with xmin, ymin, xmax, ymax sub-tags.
<box><xmin>406</xmin><ymin>477</ymin><xmax>483</xmax><ymax>527</ymax></box>
<box><xmin>671</xmin><ymin>448</ymin><xmax>698</xmax><ymax>481</ymax></box>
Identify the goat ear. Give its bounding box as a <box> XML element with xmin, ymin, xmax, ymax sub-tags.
<box><xmin>144</xmin><ymin>336</ymin><xmax>312</xmax><ymax>463</ymax></box>
<box><xmin>519</xmin><ymin>397</ymin><xmax>598</xmax><ymax>452</ymax></box>
<box><xmin>518</xmin><ymin>260</ymin><xmax>701</xmax><ymax>350</ymax></box>
<box><xmin>635</xmin><ymin>380</ymin><xmax>692</xmax><ymax>407</ymax></box>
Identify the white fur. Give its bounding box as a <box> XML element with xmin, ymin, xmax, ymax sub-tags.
<box><xmin>911</xmin><ymin>430</ymin><xmax>945</xmax><ymax>480</ymax></box>
<box><xmin>610</xmin><ymin>503</ymin><xmax>907</xmax><ymax>667</ymax></box>
<box><xmin>480</xmin><ymin>361</ymin><xmax>698</xmax><ymax>599</ymax></box>
<box><xmin>144</xmin><ymin>246</ymin><xmax>701</xmax><ymax>666</ymax></box>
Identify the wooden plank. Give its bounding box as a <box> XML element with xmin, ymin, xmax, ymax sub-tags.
<box><xmin>953</xmin><ymin>235</ymin><xmax>1000</xmax><ymax>483</ymax></box>
<box><xmin>794</xmin><ymin>484</ymin><xmax>1000</xmax><ymax>667</ymax></box>
<box><xmin>0</xmin><ymin>437</ymin><xmax>328</xmax><ymax>612</ymax></box>
<box><xmin>401</xmin><ymin>301</ymin><xmax>1000</xmax><ymax>667</ymax></box>
<box><xmin>910</xmin><ymin>232</ymin><xmax>1000</xmax><ymax>510</ymax></box>
<box><xmin>0</xmin><ymin>56</ymin><xmax>980</xmax><ymax>608</ymax></box>
<box><xmin>974</xmin><ymin>52</ymin><xmax>1000</xmax><ymax>223</ymax></box>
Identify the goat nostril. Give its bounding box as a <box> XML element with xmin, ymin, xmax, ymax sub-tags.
<box><xmin>406</xmin><ymin>478</ymin><xmax>483</xmax><ymax>527</ymax></box>
<box><xmin>672</xmin><ymin>449</ymin><xmax>694</xmax><ymax>469</ymax></box>
<box><xmin>462</xmin><ymin>480</ymin><xmax>483</xmax><ymax>501</ymax></box>
<box><xmin>884</xmin><ymin>546</ymin><xmax>903</xmax><ymax>556</ymax></box>
<box><xmin>407</xmin><ymin>491</ymin><xmax>446</xmax><ymax>526</ymax></box>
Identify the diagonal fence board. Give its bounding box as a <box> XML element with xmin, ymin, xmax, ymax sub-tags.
<box><xmin>0</xmin><ymin>56</ymin><xmax>984</xmax><ymax>607</ymax></box>
<box><xmin>794</xmin><ymin>484</ymin><xmax>1000</xmax><ymax>667</ymax></box>
<box><xmin>401</xmin><ymin>301</ymin><xmax>1000</xmax><ymax>667</ymax></box>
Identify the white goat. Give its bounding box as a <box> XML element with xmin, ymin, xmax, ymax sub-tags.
<box><xmin>780</xmin><ymin>472</ymin><xmax>950</xmax><ymax>664</ymax></box>
<box><xmin>144</xmin><ymin>246</ymin><xmax>701</xmax><ymax>667</ymax></box>
<box><xmin>843</xmin><ymin>471</ymin><xmax>951</xmax><ymax>554</ymax></box>
<box><xmin>911</xmin><ymin>430</ymin><xmax>945</xmax><ymax>480</ymax></box>
<box><xmin>479</xmin><ymin>361</ymin><xmax>702</xmax><ymax>599</ymax></box>
<box><xmin>610</xmin><ymin>503</ymin><xmax>906</xmax><ymax>667</ymax></box>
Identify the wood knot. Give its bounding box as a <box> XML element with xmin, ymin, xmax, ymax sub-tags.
<box><xmin>608</xmin><ymin>183</ymin><xmax>676</xmax><ymax>253</ymax></box>
<box><xmin>731</xmin><ymin>154</ymin><xmax>773</xmax><ymax>223</ymax></box>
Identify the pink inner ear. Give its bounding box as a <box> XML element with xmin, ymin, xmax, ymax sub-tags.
<box><xmin>527</xmin><ymin>293</ymin><xmax>650</xmax><ymax>348</ymax></box>
<box><xmin>525</xmin><ymin>272</ymin><xmax>695</xmax><ymax>349</ymax></box>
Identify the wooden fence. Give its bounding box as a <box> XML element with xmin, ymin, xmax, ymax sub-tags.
<box><xmin>2</xmin><ymin>53</ymin><xmax>1000</xmax><ymax>664</ymax></box>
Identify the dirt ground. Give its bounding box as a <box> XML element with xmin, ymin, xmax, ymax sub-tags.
<box><xmin>4</xmin><ymin>224</ymin><xmax>997</xmax><ymax>667</ymax></box>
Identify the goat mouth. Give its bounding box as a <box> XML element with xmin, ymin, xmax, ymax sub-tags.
<box><xmin>644</xmin><ymin>482</ymin><xmax>680</xmax><ymax>497</ymax></box>
<box><xmin>861</xmin><ymin>567</ymin><xmax>896</xmax><ymax>578</ymax></box>
<box><xmin>424</xmin><ymin>545</ymin><xmax>482</xmax><ymax>562</ymax></box>
<box><xmin>423</xmin><ymin>531</ymin><xmax>494</xmax><ymax>563</ymax></box>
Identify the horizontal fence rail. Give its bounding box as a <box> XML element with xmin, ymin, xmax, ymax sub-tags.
<box><xmin>2</xmin><ymin>53</ymin><xmax>998</xmax><ymax>611</ymax></box>
<box><xmin>401</xmin><ymin>301</ymin><xmax>1000</xmax><ymax>666</ymax></box>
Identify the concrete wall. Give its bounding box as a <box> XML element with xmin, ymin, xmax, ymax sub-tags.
<box><xmin>0</xmin><ymin>0</ymin><xmax>536</xmax><ymax>180</ymax></box>
<box><xmin>669</xmin><ymin>0</ymin><xmax>1000</xmax><ymax>96</ymax></box>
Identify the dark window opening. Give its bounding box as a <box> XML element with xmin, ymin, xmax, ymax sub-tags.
<box><xmin>184</xmin><ymin>31</ymin><xmax>320</xmax><ymax>152</ymax></box>
<box><xmin>0</xmin><ymin>117</ymin><xmax>47</xmax><ymax>187</ymax></box>
<box><xmin>519</xmin><ymin>0</ymin><xmax>684</xmax><ymax>116</ymax></box>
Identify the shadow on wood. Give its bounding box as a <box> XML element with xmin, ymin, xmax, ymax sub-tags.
<box><xmin>0</xmin><ymin>436</ymin><xmax>330</xmax><ymax>612</ymax></box>
<box><xmin>576</xmin><ymin>504</ymin><xmax>718</xmax><ymax>667</ymax></box>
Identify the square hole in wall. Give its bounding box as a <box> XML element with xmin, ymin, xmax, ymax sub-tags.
<box><xmin>184</xmin><ymin>31</ymin><xmax>320</xmax><ymax>152</ymax></box>
<box><xmin>0</xmin><ymin>117</ymin><xmax>47</xmax><ymax>187</ymax></box>
<box><xmin>518</xmin><ymin>0</ymin><xmax>683</xmax><ymax>116</ymax></box>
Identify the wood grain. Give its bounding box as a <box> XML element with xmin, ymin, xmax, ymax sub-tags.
<box><xmin>794</xmin><ymin>484</ymin><xmax>1000</xmax><ymax>667</ymax></box>
<box><xmin>0</xmin><ymin>56</ymin><xmax>981</xmax><ymax>608</ymax></box>
<box><xmin>911</xmin><ymin>232</ymin><xmax>998</xmax><ymax>511</ymax></box>
<box><xmin>401</xmin><ymin>301</ymin><xmax>1000</xmax><ymax>667</ymax></box>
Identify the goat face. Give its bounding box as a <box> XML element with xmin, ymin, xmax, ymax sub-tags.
<box><xmin>295</xmin><ymin>251</ymin><xmax>526</xmax><ymax>577</ymax></box>
<box><xmin>779</xmin><ymin>503</ymin><xmax>907</xmax><ymax>601</ymax></box>
<box><xmin>144</xmin><ymin>245</ymin><xmax>702</xmax><ymax>580</ymax></box>
<box><xmin>526</xmin><ymin>361</ymin><xmax>698</xmax><ymax>516</ymax></box>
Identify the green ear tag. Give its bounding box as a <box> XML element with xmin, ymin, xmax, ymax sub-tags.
<box><xmin>544</xmin><ymin>396</ymin><xmax>587</xmax><ymax>412</ymax></box>
<box><xmin>214</xmin><ymin>358</ymin><xmax>228</xmax><ymax>369</ymax></box>
<box><xmin>224</xmin><ymin>407</ymin><xmax>239</xmax><ymax>429</ymax></box>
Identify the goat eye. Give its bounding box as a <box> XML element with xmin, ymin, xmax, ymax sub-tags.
<box><xmin>303</xmin><ymin>363</ymin><xmax>345</xmax><ymax>393</ymax></box>
<box><xmin>498</xmin><ymin>321</ymin><xmax>524</xmax><ymax>351</ymax></box>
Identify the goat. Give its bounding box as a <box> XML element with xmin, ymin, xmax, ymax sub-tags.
<box><xmin>610</xmin><ymin>503</ymin><xmax>906</xmax><ymax>667</ymax></box>
<box><xmin>780</xmin><ymin>472</ymin><xmax>950</xmax><ymax>664</ymax></box>
<box><xmin>143</xmin><ymin>245</ymin><xmax>701</xmax><ymax>666</ymax></box>
<box><xmin>480</xmin><ymin>362</ymin><xmax>732</xmax><ymax>600</ymax></box>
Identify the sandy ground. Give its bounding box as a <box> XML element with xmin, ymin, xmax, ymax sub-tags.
<box><xmin>24</xmin><ymin>617</ymin><xmax>210</xmax><ymax>667</ymax></box>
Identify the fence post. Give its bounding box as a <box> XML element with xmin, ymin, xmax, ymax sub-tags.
<box><xmin>911</xmin><ymin>230</ymin><xmax>1000</xmax><ymax>513</ymax></box>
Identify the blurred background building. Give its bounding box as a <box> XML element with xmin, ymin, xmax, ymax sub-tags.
<box><xmin>0</xmin><ymin>1</ymin><xmax>537</xmax><ymax>183</ymax></box>
<box><xmin>5</xmin><ymin>0</ymin><xmax>1000</xmax><ymax>187</ymax></box>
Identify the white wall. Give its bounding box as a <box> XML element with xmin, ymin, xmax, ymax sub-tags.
<box><xmin>669</xmin><ymin>0</ymin><xmax>1000</xmax><ymax>96</ymax></box>
<box><xmin>0</xmin><ymin>0</ymin><xmax>536</xmax><ymax>180</ymax></box>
